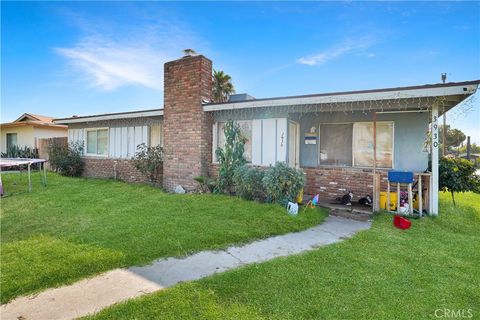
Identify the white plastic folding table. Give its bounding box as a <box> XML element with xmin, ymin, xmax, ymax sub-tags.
<box><xmin>0</xmin><ymin>158</ymin><xmax>48</xmax><ymax>193</ymax></box>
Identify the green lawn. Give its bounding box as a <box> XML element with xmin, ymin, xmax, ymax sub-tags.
<box><xmin>0</xmin><ymin>173</ymin><xmax>326</xmax><ymax>304</ymax></box>
<box><xmin>86</xmin><ymin>192</ymin><xmax>480</xmax><ymax>320</ymax></box>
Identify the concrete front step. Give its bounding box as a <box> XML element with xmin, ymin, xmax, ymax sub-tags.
<box><xmin>329</xmin><ymin>209</ymin><xmax>373</xmax><ymax>222</ymax></box>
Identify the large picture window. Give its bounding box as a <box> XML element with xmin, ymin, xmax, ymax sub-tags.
<box><xmin>319</xmin><ymin>121</ymin><xmax>394</xmax><ymax>168</ymax></box>
<box><xmin>86</xmin><ymin>128</ymin><xmax>108</xmax><ymax>156</ymax></box>
<box><xmin>319</xmin><ymin>124</ymin><xmax>353</xmax><ymax>166</ymax></box>
<box><xmin>353</xmin><ymin>122</ymin><xmax>393</xmax><ymax>168</ymax></box>
<box><xmin>216</xmin><ymin>120</ymin><xmax>252</xmax><ymax>162</ymax></box>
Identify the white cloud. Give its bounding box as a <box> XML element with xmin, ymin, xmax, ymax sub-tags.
<box><xmin>297</xmin><ymin>37</ymin><xmax>375</xmax><ymax>66</ymax></box>
<box><xmin>55</xmin><ymin>15</ymin><xmax>203</xmax><ymax>91</ymax></box>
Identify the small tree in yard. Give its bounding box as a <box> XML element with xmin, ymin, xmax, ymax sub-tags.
<box><xmin>439</xmin><ymin>157</ymin><xmax>480</xmax><ymax>206</ymax></box>
<box><xmin>48</xmin><ymin>140</ymin><xmax>84</xmax><ymax>177</ymax></box>
<box><xmin>215</xmin><ymin>120</ymin><xmax>246</xmax><ymax>194</ymax></box>
<box><xmin>133</xmin><ymin>144</ymin><xmax>163</xmax><ymax>183</ymax></box>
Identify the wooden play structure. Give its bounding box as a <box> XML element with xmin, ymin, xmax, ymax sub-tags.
<box><xmin>374</xmin><ymin>171</ymin><xmax>431</xmax><ymax>216</ymax></box>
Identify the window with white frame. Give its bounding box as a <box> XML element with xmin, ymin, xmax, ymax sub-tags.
<box><xmin>86</xmin><ymin>128</ymin><xmax>108</xmax><ymax>156</ymax></box>
<box><xmin>319</xmin><ymin>121</ymin><xmax>394</xmax><ymax>168</ymax></box>
<box><xmin>216</xmin><ymin>120</ymin><xmax>252</xmax><ymax>162</ymax></box>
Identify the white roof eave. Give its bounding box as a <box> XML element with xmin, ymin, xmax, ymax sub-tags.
<box><xmin>203</xmin><ymin>84</ymin><xmax>478</xmax><ymax>112</ymax></box>
<box><xmin>54</xmin><ymin>109</ymin><xmax>164</xmax><ymax>124</ymax></box>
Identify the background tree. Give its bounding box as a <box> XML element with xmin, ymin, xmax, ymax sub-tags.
<box><xmin>459</xmin><ymin>142</ymin><xmax>480</xmax><ymax>155</ymax></box>
<box><xmin>212</xmin><ymin>70</ymin><xmax>235</xmax><ymax>103</ymax></box>
<box><xmin>439</xmin><ymin>157</ymin><xmax>480</xmax><ymax>206</ymax></box>
<box><xmin>439</xmin><ymin>125</ymin><xmax>466</xmax><ymax>154</ymax></box>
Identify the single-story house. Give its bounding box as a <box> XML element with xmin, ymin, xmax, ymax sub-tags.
<box><xmin>54</xmin><ymin>52</ymin><xmax>480</xmax><ymax>215</ymax></box>
<box><xmin>1</xmin><ymin>113</ymin><xmax>68</xmax><ymax>153</ymax></box>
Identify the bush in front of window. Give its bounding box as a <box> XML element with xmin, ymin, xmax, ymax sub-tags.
<box><xmin>48</xmin><ymin>140</ymin><xmax>85</xmax><ymax>177</ymax></box>
<box><xmin>262</xmin><ymin>162</ymin><xmax>305</xmax><ymax>205</ymax></box>
<box><xmin>233</xmin><ymin>165</ymin><xmax>265</xmax><ymax>201</ymax></box>
<box><xmin>132</xmin><ymin>143</ymin><xmax>163</xmax><ymax>183</ymax></box>
<box><xmin>215</xmin><ymin>119</ymin><xmax>246</xmax><ymax>194</ymax></box>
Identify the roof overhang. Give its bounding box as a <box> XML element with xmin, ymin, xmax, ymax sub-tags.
<box><xmin>54</xmin><ymin>109</ymin><xmax>164</xmax><ymax>124</ymax></box>
<box><xmin>203</xmin><ymin>81</ymin><xmax>480</xmax><ymax>113</ymax></box>
<box><xmin>0</xmin><ymin>121</ymin><xmax>67</xmax><ymax>129</ymax></box>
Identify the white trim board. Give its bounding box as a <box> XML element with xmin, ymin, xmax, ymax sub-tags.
<box><xmin>55</xmin><ymin>110</ymin><xmax>164</xmax><ymax>124</ymax></box>
<box><xmin>203</xmin><ymin>84</ymin><xmax>478</xmax><ymax>112</ymax></box>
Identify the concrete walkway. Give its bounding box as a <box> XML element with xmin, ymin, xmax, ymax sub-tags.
<box><xmin>1</xmin><ymin>216</ymin><xmax>371</xmax><ymax>320</ymax></box>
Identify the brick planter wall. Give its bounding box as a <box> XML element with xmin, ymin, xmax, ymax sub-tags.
<box><xmin>208</xmin><ymin>163</ymin><xmax>387</xmax><ymax>201</ymax></box>
<box><xmin>82</xmin><ymin>157</ymin><xmax>163</xmax><ymax>184</ymax></box>
<box><xmin>303</xmin><ymin>167</ymin><xmax>388</xmax><ymax>201</ymax></box>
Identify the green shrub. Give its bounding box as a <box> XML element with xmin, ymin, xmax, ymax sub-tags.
<box><xmin>194</xmin><ymin>175</ymin><xmax>217</xmax><ymax>193</ymax></box>
<box><xmin>263</xmin><ymin>162</ymin><xmax>304</xmax><ymax>205</ymax></box>
<box><xmin>132</xmin><ymin>143</ymin><xmax>163</xmax><ymax>183</ymax></box>
<box><xmin>233</xmin><ymin>165</ymin><xmax>265</xmax><ymax>201</ymax></box>
<box><xmin>48</xmin><ymin>140</ymin><xmax>84</xmax><ymax>177</ymax></box>
<box><xmin>1</xmin><ymin>145</ymin><xmax>39</xmax><ymax>159</ymax></box>
<box><xmin>439</xmin><ymin>157</ymin><xmax>480</xmax><ymax>206</ymax></box>
<box><xmin>215</xmin><ymin>120</ymin><xmax>246</xmax><ymax>194</ymax></box>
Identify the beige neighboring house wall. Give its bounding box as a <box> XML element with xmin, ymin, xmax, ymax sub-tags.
<box><xmin>0</xmin><ymin>113</ymin><xmax>67</xmax><ymax>154</ymax></box>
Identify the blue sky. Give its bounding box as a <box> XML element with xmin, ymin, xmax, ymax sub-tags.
<box><xmin>2</xmin><ymin>1</ymin><xmax>479</xmax><ymax>142</ymax></box>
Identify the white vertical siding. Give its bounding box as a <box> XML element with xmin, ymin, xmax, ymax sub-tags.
<box><xmin>215</xmin><ymin>118</ymin><xmax>288</xmax><ymax>166</ymax></box>
<box><xmin>142</xmin><ymin>126</ymin><xmax>148</xmax><ymax>146</ymax></box>
<box><xmin>109</xmin><ymin>129</ymin><xmax>115</xmax><ymax>157</ymax></box>
<box><xmin>68</xmin><ymin>129</ymin><xmax>84</xmax><ymax>145</ymax></box>
<box><xmin>251</xmin><ymin>120</ymin><xmax>262</xmax><ymax>165</ymax></box>
<box><xmin>262</xmin><ymin>119</ymin><xmax>277</xmax><ymax>166</ymax></box>
<box><xmin>134</xmin><ymin>126</ymin><xmax>143</xmax><ymax>150</ymax></box>
<box><xmin>276</xmin><ymin>118</ymin><xmax>287</xmax><ymax>162</ymax></box>
<box><xmin>114</xmin><ymin>127</ymin><xmax>122</xmax><ymax>158</ymax></box>
<box><xmin>127</xmin><ymin>127</ymin><xmax>135</xmax><ymax>157</ymax></box>
<box><xmin>212</xmin><ymin>122</ymin><xmax>218</xmax><ymax>162</ymax></box>
<box><xmin>120</xmin><ymin>127</ymin><xmax>128</xmax><ymax>158</ymax></box>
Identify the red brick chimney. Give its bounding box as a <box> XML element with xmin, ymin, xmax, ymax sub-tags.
<box><xmin>163</xmin><ymin>53</ymin><xmax>213</xmax><ymax>192</ymax></box>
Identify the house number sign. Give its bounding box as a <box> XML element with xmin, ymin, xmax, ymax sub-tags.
<box><xmin>432</xmin><ymin>114</ymin><xmax>439</xmax><ymax>148</ymax></box>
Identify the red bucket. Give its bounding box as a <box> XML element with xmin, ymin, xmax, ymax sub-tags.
<box><xmin>393</xmin><ymin>215</ymin><xmax>411</xmax><ymax>230</ymax></box>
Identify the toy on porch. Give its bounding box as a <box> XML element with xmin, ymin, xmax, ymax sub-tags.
<box><xmin>304</xmin><ymin>194</ymin><xmax>319</xmax><ymax>209</ymax></box>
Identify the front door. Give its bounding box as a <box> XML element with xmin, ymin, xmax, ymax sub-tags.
<box><xmin>288</xmin><ymin>121</ymin><xmax>299</xmax><ymax>168</ymax></box>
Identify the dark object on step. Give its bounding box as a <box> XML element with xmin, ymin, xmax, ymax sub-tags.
<box><xmin>358</xmin><ymin>195</ymin><xmax>372</xmax><ymax>206</ymax></box>
<box><xmin>335</xmin><ymin>191</ymin><xmax>353</xmax><ymax>206</ymax></box>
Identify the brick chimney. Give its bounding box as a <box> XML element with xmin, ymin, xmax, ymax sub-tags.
<box><xmin>163</xmin><ymin>53</ymin><xmax>213</xmax><ymax>192</ymax></box>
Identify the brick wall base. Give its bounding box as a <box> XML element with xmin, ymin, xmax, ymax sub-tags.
<box><xmin>82</xmin><ymin>158</ymin><xmax>163</xmax><ymax>185</ymax></box>
<box><xmin>303</xmin><ymin>167</ymin><xmax>388</xmax><ymax>201</ymax></box>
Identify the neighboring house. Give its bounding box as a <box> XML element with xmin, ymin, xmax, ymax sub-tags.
<box><xmin>0</xmin><ymin>113</ymin><xmax>67</xmax><ymax>153</ymax></box>
<box><xmin>55</xmin><ymin>52</ymin><xmax>480</xmax><ymax>215</ymax></box>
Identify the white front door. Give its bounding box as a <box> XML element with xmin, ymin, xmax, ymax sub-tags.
<box><xmin>288</xmin><ymin>121</ymin><xmax>299</xmax><ymax>168</ymax></box>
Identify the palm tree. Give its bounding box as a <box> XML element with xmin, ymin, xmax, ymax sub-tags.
<box><xmin>212</xmin><ymin>70</ymin><xmax>235</xmax><ymax>103</ymax></box>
